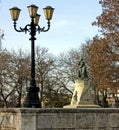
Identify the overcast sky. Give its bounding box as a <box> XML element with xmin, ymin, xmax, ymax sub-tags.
<box><xmin>0</xmin><ymin>0</ymin><xmax>102</xmax><ymax>55</ymax></box>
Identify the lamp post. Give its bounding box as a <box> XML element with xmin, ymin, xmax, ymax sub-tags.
<box><xmin>9</xmin><ymin>5</ymin><xmax>54</xmax><ymax>108</ymax></box>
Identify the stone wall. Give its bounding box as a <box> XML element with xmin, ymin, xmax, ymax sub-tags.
<box><xmin>0</xmin><ymin>108</ymin><xmax>119</xmax><ymax>130</ymax></box>
<box><xmin>0</xmin><ymin>109</ymin><xmax>19</xmax><ymax>130</ymax></box>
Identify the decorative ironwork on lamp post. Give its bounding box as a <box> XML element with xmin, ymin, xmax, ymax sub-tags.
<box><xmin>9</xmin><ymin>4</ymin><xmax>54</xmax><ymax>108</ymax></box>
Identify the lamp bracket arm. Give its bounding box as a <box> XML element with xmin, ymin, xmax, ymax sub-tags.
<box><xmin>13</xmin><ymin>22</ymin><xmax>23</xmax><ymax>32</ymax></box>
<box><xmin>37</xmin><ymin>20</ymin><xmax>51</xmax><ymax>33</ymax></box>
<box><xmin>20</xmin><ymin>24</ymin><xmax>31</xmax><ymax>34</ymax></box>
<box><xmin>36</xmin><ymin>25</ymin><xmax>42</xmax><ymax>33</ymax></box>
<box><xmin>13</xmin><ymin>21</ymin><xmax>31</xmax><ymax>33</ymax></box>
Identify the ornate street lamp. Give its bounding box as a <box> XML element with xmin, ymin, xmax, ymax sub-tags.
<box><xmin>9</xmin><ymin>4</ymin><xmax>54</xmax><ymax>108</ymax></box>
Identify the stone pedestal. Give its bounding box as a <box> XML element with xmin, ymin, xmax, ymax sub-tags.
<box><xmin>64</xmin><ymin>79</ymin><xmax>99</xmax><ymax>108</ymax></box>
<box><xmin>70</xmin><ymin>80</ymin><xmax>84</xmax><ymax>105</ymax></box>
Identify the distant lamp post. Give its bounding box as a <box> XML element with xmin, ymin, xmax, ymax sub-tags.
<box><xmin>9</xmin><ymin>5</ymin><xmax>54</xmax><ymax>108</ymax></box>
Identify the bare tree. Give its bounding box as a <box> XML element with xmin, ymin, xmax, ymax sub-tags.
<box><xmin>10</xmin><ymin>50</ymin><xmax>30</xmax><ymax>107</ymax></box>
<box><xmin>35</xmin><ymin>46</ymin><xmax>56</xmax><ymax>104</ymax></box>
<box><xmin>0</xmin><ymin>49</ymin><xmax>16</xmax><ymax>107</ymax></box>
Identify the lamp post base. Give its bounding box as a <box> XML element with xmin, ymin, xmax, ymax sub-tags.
<box><xmin>23</xmin><ymin>86</ymin><xmax>41</xmax><ymax>108</ymax></box>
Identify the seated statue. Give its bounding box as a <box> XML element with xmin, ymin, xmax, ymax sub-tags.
<box><xmin>64</xmin><ymin>57</ymin><xmax>96</xmax><ymax>107</ymax></box>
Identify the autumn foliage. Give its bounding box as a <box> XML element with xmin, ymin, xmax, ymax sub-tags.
<box><xmin>89</xmin><ymin>0</ymin><xmax>119</xmax><ymax>92</ymax></box>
